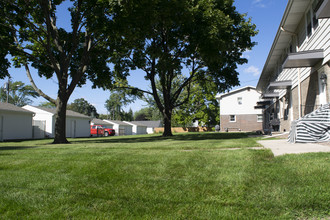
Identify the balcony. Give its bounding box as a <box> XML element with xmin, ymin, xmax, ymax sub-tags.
<box><xmin>315</xmin><ymin>0</ymin><xmax>330</xmax><ymax>19</ymax></box>
<box><xmin>254</xmin><ymin>100</ymin><xmax>273</xmax><ymax>109</ymax></box>
<box><xmin>282</xmin><ymin>50</ymin><xmax>324</xmax><ymax>69</ymax></box>
<box><xmin>262</xmin><ymin>92</ymin><xmax>279</xmax><ymax>99</ymax></box>
<box><xmin>268</xmin><ymin>80</ymin><xmax>292</xmax><ymax>90</ymax></box>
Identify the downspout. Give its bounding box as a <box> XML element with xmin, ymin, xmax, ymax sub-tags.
<box><xmin>280</xmin><ymin>27</ymin><xmax>301</xmax><ymax>119</ymax></box>
<box><xmin>297</xmin><ymin>68</ymin><xmax>302</xmax><ymax>118</ymax></box>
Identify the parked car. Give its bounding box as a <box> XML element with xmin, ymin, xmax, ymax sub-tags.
<box><xmin>96</xmin><ymin>125</ymin><xmax>115</xmax><ymax>136</ymax></box>
<box><xmin>103</xmin><ymin>127</ymin><xmax>115</xmax><ymax>136</ymax></box>
<box><xmin>90</xmin><ymin>125</ymin><xmax>105</xmax><ymax>137</ymax></box>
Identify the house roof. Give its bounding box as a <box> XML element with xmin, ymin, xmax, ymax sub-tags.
<box><xmin>91</xmin><ymin>118</ymin><xmax>113</xmax><ymax>125</ymax></box>
<box><xmin>26</xmin><ymin>106</ymin><xmax>91</xmax><ymax>119</ymax></box>
<box><xmin>256</xmin><ymin>0</ymin><xmax>311</xmax><ymax>91</ymax></box>
<box><xmin>215</xmin><ymin>86</ymin><xmax>258</xmax><ymax>99</ymax></box>
<box><xmin>123</xmin><ymin>121</ymin><xmax>148</xmax><ymax>127</ymax></box>
<box><xmin>0</xmin><ymin>102</ymin><xmax>34</xmax><ymax>114</ymax></box>
<box><xmin>131</xmin><ymin>120</ymin><xmax>162</xmax><ymax>128</ymax></box>
<box><xmin>103</xmin><ymin>120</ymin><xmax>133</xmax><ymax>126</ymax></box>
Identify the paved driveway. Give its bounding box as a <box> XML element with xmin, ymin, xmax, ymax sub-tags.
<box><xmin>257</xmin><ymin>139</ymin><xmax>330</xmax><ymax>156</ymax></box>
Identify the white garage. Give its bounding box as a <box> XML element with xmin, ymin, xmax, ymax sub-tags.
<box><xmin>103</xmin><ymin>120</ymin><xmax>133</xmax><ymax>136</ymax></box>
<box><xmin>124</xmin><ymin>121</ymin><xmax>147</xmax><ymax>135</ymax></box>
<box><xmin>0</xmin><ymin>102</ymin><xmax>34</xmax><ymax>141</ymax></box>
<box><xmin>23</xmin><ymin>105</ymin><xmax>91</xmax><ymax>138</ymax></box>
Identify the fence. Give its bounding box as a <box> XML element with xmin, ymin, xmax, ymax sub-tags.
<box><xmin>154</xmin><ymin>127</ymin><xmax>213</xmax><ymax>133</ymax></box>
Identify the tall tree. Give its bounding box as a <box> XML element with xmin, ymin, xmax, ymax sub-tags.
<box><xmin>105</xmin><ymin>91</ymin><xmax>134</xmax><ymax>120</ymax></box>
<box><xmin>134</xmin><ymin>107</ymin><xmax>162</xmax><ymax>121</ymax></box>
<box><xmin>109</xmin><ymin>0</ymin><xmax>257</xmax><ymax>136</ymax></box>
<box><xmin>0</xmin><ymin>80</ymin><xmax>39</xmax><ymax>106</ymax></box>
<box><xmin>172</xmin><ymin>78</ymin><xmax>220</xmax><ymax>127</ymax></box>
<box><xmin>68</xmin><ymin>98</ymin><xmax>98</xmax><ymax>118</ymax></box>
<box><xmin>0</xmin><ymin>0</ymin><xmax>119</xmax><ymax>143</ymax></box>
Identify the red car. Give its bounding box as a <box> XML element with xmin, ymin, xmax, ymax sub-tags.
<box><xmin>103</xmin><ymin>126</ymin><xmax>115</xmax><ymax>136</ymax></box>
<box><xmin>90</xmin><ymin>125</ymin><xmax>105</xmax><ymax>137</ymax></box>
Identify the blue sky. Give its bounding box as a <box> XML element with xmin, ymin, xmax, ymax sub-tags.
<box><xmin>1</xmin><ymin>0</ymin><xmax>287</xmax><ymax>114</ymax></box>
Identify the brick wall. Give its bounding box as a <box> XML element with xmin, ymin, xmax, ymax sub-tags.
<box><xmin>154</xmin><ymin>127</ymin><xmax>212</xmax><ymax>133</ymax></box>
<box><xmin>220</xmin><ymin>114</ymin><xmax>262</xmax><ymax>132</ymax></box>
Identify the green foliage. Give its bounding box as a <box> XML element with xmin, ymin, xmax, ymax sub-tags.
<box><xmin>39</xmin><ymin>101</ymin><xmax>56</xmax><ymax>109</ymax></box>
<box><xmin>0</xmin><ymin>80</ymin><xmax>39</xmax><ymax>106</ymax></box>
<box><xmin>67</xmin><ymin>98</ymin><xmax>99</xmax><ymax>118</ymax></box>
<box><xmin>105</xmin><ymin>91</ymin><xmax>135</xmax><ymax>120</ymax></box>
<box><xmin>134</xmin><ymin>107</ymin><xmax>162</xmax><ymax>121</ymax></box>
<box><xmin>172</xmin><ymin>78</ymin><xmax>220</xmax><ymax>127</ymax></box>
<box><xmin>108</xmin><ymin>0</ymin><xmax>257</xmax><ymax>135</ymax></box>
<box><xmin>0</xmin><ymin>0</ymin><xmax>123</xmax><ymax>143</ymax></box>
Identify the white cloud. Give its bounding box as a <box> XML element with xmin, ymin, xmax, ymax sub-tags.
<box><xmin>241</xmin><ymin>50</ymin><xmax>251</xmax><ymax>59</ymax></box>
<box><xmin>244</xmin><ymin>65</ymin><xmax>261</xmax><ymax>77</ymax></box>
<box><xmin>252</xmin><ymin>0</ymin><xmax>266</xmax><ymax>8</ymax></box>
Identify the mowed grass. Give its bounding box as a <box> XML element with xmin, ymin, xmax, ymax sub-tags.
<box><xmin>0</xmin><ymin>132</ymin><xmax>329</xmax><ymax>219</ymax></box>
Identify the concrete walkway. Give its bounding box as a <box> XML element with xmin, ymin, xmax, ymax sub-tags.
<box><xmin>257</xmin><ymin>139</ymin><xmax>330</xmax><ymax>156</ymax></box>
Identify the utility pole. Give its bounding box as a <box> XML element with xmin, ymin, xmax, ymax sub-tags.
<box><xmin>4</xmin><ymin>78</ymin><xmax>10</xmax><ymax>103</ymax></box>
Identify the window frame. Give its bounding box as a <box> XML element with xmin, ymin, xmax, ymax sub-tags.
<box><xmin>237</xmin><ymin>97</ymin><xmax>242</xmax><ymax>105</ymax></box>
<box><xmin>306</xmin><ymin>0</ymin><xmax>319</xmax><ymax>38</ymax></box>
<box><xmin>230</xmin><ymin>115</ymin><xmax>236</xmax><ymax>122</ymax></box>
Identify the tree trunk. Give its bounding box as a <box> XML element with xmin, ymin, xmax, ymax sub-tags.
<box><xmin>162</xmin><ymin>108</ymin><xmax>173</xmax><ymax>136</ymax></box>
<box><xmin>53</xmin><ymin>93</ymin><xmax>69</xmax><ymax>144</ymax></box>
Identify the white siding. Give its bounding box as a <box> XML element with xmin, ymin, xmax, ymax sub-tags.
<box><xmin>0</xmin><ymin>111</ymin><xmax>33</xmax><ymax>140</ymax></box>
<box><xmin>146</xmin><ymin>127</ymin><xmax>154</xmax><ymax>134</ymax></box>
<box><xmin>123</xmin><ymin>121</ymin><xmax>147</xmax><ymax>135</ymax></box>
<box><xmin>23</xmin><ymin>105</ymin><xmax>90</xmax><ymax>138</ymax></box>
<box><xmin>275</xmin><ymin>18</ymin><xmax>330</xmax><ymax>97</ymax></box>
<box><xmin>66</xmin><ymin>117</ymin><xmax>90</xmax><ymax>138</ymax></box>
<box><xmin>219</xmin><ymin>88</ymin><xmax>262</xmax><ymax>115</ymax></box>
<box><xmin>22</xmin><ymin>105</ymin><xmax>54</xmax><ymax>137</ymax></box>
<box><xmin>136</xmin><ymin>126</ymin><xmax>147</xmax><ymax>135</ymax></box>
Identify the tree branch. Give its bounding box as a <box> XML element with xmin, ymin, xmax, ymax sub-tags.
<box><xmin>24</xmin><ymin>63</ymin><xmax>56</xmax><ymax>104</ymax></box>
<box><xmin>39</xmin><ymin>0</ymin><xmax>61</xmax><ymax>75</ymax></box>
<box><xmin>113</xmin><ymin>86</ymin><xmax>153</xmax><ymax>95</ymax></box>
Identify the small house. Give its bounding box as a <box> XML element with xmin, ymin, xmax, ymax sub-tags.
<box><xmin>216</xmin><ymin>86</ymin><xmax>263</xmax><ymax>132</ymax></box>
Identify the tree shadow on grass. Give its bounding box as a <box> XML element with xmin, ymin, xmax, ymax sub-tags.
<box><xmin>0</xmin><ymin>146</ymin><xmax>37</xmax><ymax>151</ymax></box>
<box><xmin>71</xmin><ymin>132</ymin><xmax>250</xmax><ymax>145</ymax></box>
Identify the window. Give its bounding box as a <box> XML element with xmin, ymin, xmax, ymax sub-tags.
<box><xmin>237</xmin><ymin>97</ymin><xmax>242</xmax><ymax>105</ymax></box>
<box><xmin>306</xmin><ymin>0</ymin><xmax>319</xmax><ymax>37</ymax></box>
<box><xmin>230</xmin><ymin>115</ymin><xmax>236</xmax><ymax>122</ymax></box>
<box><xmin>257</xmin><ymin>115</ymin><xmax>263</xmax><ymax>122</ymax></box>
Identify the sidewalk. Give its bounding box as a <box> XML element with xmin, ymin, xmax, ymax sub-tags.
<box><xmin>257</xmin><ymin>139</ymin><xmax>330</xmax><ymax>156</ymax></box>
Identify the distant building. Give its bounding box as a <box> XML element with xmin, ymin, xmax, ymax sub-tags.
<box><xmin>22</xmin><ymin>105</ymin><xmax>91</xmax><ymax>138</ymax></box>
<box><xmin>91</xmin><ymin>118</ymin><xmax>114</xmax><ymax>129</ymax></box>
<box><xmin>131</xmin><ymin>120</ymin><xmax>162</xmax><ymax>134</ymax></box>
<box><xmin>123</xmin><ymin>121</ymin><xmax>147</xmax><ymax>135</ymax></box>
<box><xmin>216</xmin><ymin>86</ymin><xmax>263</xmax><ymax>132</ymax></box>
<box><xmin>102</xmin><ymin>120</ymin><xmax>133</xmax><ymax>136</ymax></box>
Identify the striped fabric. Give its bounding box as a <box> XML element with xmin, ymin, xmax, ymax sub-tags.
<box><xmin>288</xmin><ymin>104</ymin><xmax>330</xmax><ymax>143</ymax></box>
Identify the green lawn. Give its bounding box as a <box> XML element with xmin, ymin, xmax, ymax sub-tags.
<box><xmin>0</xmin><ymin>133</ymin><xmax>329</xmax><ymax>219</ymax></box>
